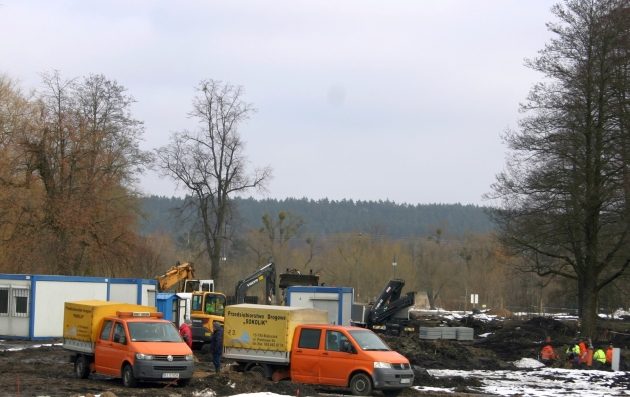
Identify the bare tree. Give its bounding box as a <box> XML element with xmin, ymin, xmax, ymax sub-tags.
<box><xmin>0</xmin><ymin>72</ymin><xmax>150</xmax><ymax>275</ymax></box>
<box><xmin>155</xmin><ymin>80</ymin><xmax>271</xmax><ymax>281</ymax></box>
<box><xmin>488</xmin><ymin>0</ymin><xmax>630</xmax><ymax>337</ymax></box>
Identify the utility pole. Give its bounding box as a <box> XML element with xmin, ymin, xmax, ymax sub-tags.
<box><xmin>392</xmin><ymin>255</ymin><xmax>397</xmax><ymax>278</ymax></box>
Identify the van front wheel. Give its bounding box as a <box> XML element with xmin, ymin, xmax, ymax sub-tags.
<box><xmin>350</xmin><ymin>373</ymin><xmax>372</xmax><ymax>396</ymax></box>
<box><xmin>122</xmin><ymin>364</ymin><xmax>137</xmax><ymax>387</ymax></box>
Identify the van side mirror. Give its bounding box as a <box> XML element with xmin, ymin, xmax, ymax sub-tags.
<box><xmin>342</xmin><ymin>340</ymin><xmax>355</xmax><ymax>354</ymax></box>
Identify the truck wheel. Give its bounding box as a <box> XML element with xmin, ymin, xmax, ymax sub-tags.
<box><xmin>248</xmin><ymin>364</ymin><xmax>267</xmax><ymax>378</ymax></box>
<box><xmin>74</xmin><ymin>355</ymin><xmax>90</xmax><ymax>379</ymax></box>
<box><xmin>350</xmin><ymin>373</ymin><xmax>373</xmax><ymax>396</ymax></box>
<box><xmin>122</xmin><ymin>364</ymin><xmax>137</xmax><ymax>388</ymax></box>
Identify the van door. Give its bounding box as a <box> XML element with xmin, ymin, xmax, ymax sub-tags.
<box><xmin>107</xmin><ymin>321</ymin><xmax>130</xmax><ymax>376</ymax></box>
<box><xmin>95</xmin><ymin>320</ymin><xmax>115</xmax><ymax>374</ymax></box>
<box><xmin>290</xmin><ymin>327</ymin><xmax>322</xmax><ymax>384</ymax></box>
<box><xmin>318</xmin><ymin>330</ymin><xmax>357</xmax><ymax>386</ymax></box>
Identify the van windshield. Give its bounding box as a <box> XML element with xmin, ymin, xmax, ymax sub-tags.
<box><xmin>348</xmin><ymin>330</ymin><xmax>391</xmax><ymax>351</ymax></box>
<box><xmin>128</xmin><ymin>322</ymin><xmax>182</xmax><ymax>342</ymax></box>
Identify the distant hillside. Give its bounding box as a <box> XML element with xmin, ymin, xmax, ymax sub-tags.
<box><xmin>139</xmin><ymin>196</ymin><xmax>495</xmax><ymax>239</ymax></box>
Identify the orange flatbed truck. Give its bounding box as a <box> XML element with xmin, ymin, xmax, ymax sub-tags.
<box><xmin>62</xmin><ymin>300</ymin><xmax>194</xmax><ymax>387</ymax></box>
<box><xmin>223</xmin><ymin>304</ymin><xmax>414</xmax><ymax>396</ymax></box>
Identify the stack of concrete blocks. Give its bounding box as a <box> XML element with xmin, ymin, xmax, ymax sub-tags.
<box><xmin>440</xmin><ymin>327</ymin><xmax>457</xmax><ymax>340</ymax></box>
<box><xmin>419</xmin><ymin>327</ymin><xmax>442</xmax><ymax>339</ymax></box>
<box><xmin>419</xmin><ymin>326</ymin><xmax>473</xmax><ymax>340</ymax></box>
<box><xmin>455</xmin><ymin>327</ymin><xmax>474</xmax><ymax>341</ymax></box>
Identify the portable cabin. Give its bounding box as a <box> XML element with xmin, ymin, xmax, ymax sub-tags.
<box><xmin>0</xmin><ymin>274</ymin><xmax>156</xmax><ymax>339</ymax></box>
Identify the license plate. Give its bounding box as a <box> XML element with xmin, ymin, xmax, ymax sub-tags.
<box><xmin>162</xmin><ymin>372</ymin><xmax>180</xmax><ymax>379</ymax></box>
<box><xmin>400</xmin><ymin>378</ymin><xmax>411</xmax><ymax>384</ymax></box>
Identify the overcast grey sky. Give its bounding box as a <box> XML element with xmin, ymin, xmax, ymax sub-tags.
<box><xmin>0</xmin><ymin>0</ymin><xmax>557</xmax><ymax>205</ymax></box>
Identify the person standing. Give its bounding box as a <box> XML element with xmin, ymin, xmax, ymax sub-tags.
<box><xmin>209</xmin><ymin>321</ymin><xmax>223</xmax><ymax>373</ymax></box>
<box><xmin>606</xmin><ymin>343</ymin><xmax>614</xmax><ymax>366</ymax></box>
<box><xmin>578</xmin><ymin>338</ymin><xmax>588</xmax><ymax>366</ymax></box>
<box><xmin>540</xmin><ymin>337</ymin><xmax>558</xmax><ymax>366</ymax></box>
<box><xmin>179</xmin><ymin>318</ymin><xmax>193</xmax><ymax>349</ymax></box>
<box><xmin>566</xmin><ymin>340</ymin><xmax>581</xmax><ymax>368</ymax></box>
<box><xmin>593</xmin><ymin>346</ymin><xmax>607</xmax><ymax>369</ymax></box>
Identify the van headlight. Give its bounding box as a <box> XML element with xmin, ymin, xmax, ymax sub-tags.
<box><xmin>135</xmin><ymin>353</ymin><xmax>154</xmax><ymax>360</ymax></box>
<box><xmin>374</xmin><ymin>361</ymin><xmax>392</xmax><ymax>369</ymax></box>
<box><xmin>185</xmin><ymin>354</ymin><xmax>194</xmax><ymax>361</ymax></box>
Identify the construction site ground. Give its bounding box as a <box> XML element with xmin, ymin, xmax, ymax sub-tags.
<box><xmin>1</xmin><ymin>313</ymin><xmax>629</xmax><ymax>397</ymax></box>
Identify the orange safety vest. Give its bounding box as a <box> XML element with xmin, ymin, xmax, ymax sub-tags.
<box><xmin>578</xmin><ymin>342</ymin><xmax>588</xmax><ymax>363</ymax></box>
<box><xmin>541</xmin><ymin>345</ymin><xmax>557</xmax><ymax>360</ymax></box>
<box><xmin>606</xmin><ymin>348</ymin><xmax>613</xmax><ymax>363</ymax></box>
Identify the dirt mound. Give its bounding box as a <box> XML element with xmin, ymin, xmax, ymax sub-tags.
<box><xmin>384</xmin><ymin>334</ymin><xmax>512</xmax><ymax>371</ymax></box>
<box><xmin>193</xmin><ymin>371</ymin><xmax>320</xmax><ymax>396</ymax></box>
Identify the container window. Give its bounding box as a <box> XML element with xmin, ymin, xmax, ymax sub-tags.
<box><xmin>0</xmin><ymin>288</ymin><xmax>8</xmax><ymax>315</ymax></box>
<box><xmin>12</xmin><ymin>288</ymin><xmax>29</xmax><ymax>317</ymax></box>
<box><xmin>298</xmin><ymin>328</ymin><xmax>321</xmax><ymax>349</ymax></box>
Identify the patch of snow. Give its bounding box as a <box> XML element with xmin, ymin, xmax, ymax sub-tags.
<box><xmin>478</xmin><ymin>332</ymin><xmax>493</xmax><ymax>338</ymax></box>
<box><xmin>472</xmin><ymin>313</ymin><xmax>496</xmax><ymax>322</ymax></box>
<box><xmin>413</xmin><ymin>386</ymin><xmax>454</xmax><ymax>393</ymax></box>
<box><xmin>193</xmin><ymin>388</ymin><xmax>217</xmax><ymax>397</ymax></box>
<box><xmin>512</xmin><ymin>358</ymin><xmax>545</xmax><ymax>369</ymax></box>
<box><xmin>428</xmin><ymin>367</ymin><xmax>629</xmax><ymax>397</ymax></box>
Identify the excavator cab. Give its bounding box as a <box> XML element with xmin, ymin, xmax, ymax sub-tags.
<box><xmin>190</xmin><ymin>291</ymin><xmax>226</xmax><ymax>349</ymax></box>
<box><xmin>191</xmin><ymin>293</ymin><xmax>225</xmax><ymax>317</ymax></box>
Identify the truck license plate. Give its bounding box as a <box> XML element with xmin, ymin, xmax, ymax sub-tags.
<box><xmin>400</xmin><ymin>378</ymin><xmax>411</xmax><ymax>384</ymax></box>
<box><xmin>162</xmin><ymin>372</ymin><xmax>180</xmax><ymax>379</ymax></box>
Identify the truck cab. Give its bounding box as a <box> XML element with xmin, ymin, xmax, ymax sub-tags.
<box><xmin>87</xmin><ymin>312</ymin><xmax>194</xmax><ymax>387</ymax></box>
<box><xmin>290</xmin><ymin>324</ymin><xmax>414</xmax><ymax>396</ymax></box>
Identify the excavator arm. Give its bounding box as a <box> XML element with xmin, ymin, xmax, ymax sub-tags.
<box><xmin>157</xmin><ymin>262</ymin><xmax>196</xmax><ymax>292</ymax></box>
<box><xmin>235</xmin><ymin>262</ymin><xmax>277</xmax><ymax>304</ymax></box>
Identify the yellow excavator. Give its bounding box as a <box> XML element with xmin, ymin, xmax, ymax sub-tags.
<box><xmin>156</xmin><ymin>262</ymin><xmax>215</xmax><ymax>292</ymax></box>
<box><xmin>156</xmin><ymin>262</ymin><xmax>226</xmax><ymax>349</ymax></box>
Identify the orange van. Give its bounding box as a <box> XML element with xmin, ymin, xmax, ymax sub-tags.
<box><xmin>290</xmin><ymin>324</ymin><xmax>414</xmax><ymax>396</ymax></box>
<box><xmin>72</xmin><ymin>312</ymin><xmax>194</xmax><ymax>387</ymax></box>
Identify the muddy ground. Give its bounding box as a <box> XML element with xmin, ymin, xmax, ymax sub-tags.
<box><xmin>1</xmin><ymin>314</ymin><xmax>629</xmax><ymax>397</ymax></box>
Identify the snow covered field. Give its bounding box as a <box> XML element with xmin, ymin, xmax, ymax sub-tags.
<box><xmin>422</xmin><ymin>366</ymin><xmax>630</xmax><ymax>396</ymax></box>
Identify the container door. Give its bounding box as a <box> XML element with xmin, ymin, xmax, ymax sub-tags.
<box><xmin>290</xmin><ymin>328</ymin><xmax>322</xmax><ymax>384</ymax></box>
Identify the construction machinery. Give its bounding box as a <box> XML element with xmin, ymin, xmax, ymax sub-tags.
<box><xmin>235</xmin><ymin>262</ymin><xmax>277</xmax><ymax>304</ymax></box>
<box><xmin>156</xmin><ymin>262</ymin><xmax>214</xmax><ymax>293</ymax></box>
<box><xmin>352</xmin><ymin>278</ymin><xmax>415</xmax><ymax>335</ymax></box>
<box><xmin>190</xmin><ymin>289</ymin><xmax>227</xmax><ymax>349</ymax></box>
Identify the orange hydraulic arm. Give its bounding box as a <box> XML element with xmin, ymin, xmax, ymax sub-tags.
<box><xmin>157</xmin><ymin>262</ymin><xmax>196</xmax><ymax>292</ymax></box>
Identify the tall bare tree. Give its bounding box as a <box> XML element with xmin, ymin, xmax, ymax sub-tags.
<box><xmin>488</xmin><ymin>0</ymin><xmax>630</xmax><ymax>337</ymax></box>
<box><xmin>155</xmin><ymin>80</ymin><xmax>271</xmax><ymax>281</ymax></box>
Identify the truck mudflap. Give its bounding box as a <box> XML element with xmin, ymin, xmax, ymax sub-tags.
<box><xmin>371</xmin><ymin>367</ymin><xmax>414</xmax><ymax>389</ymax></box>
<box><xmin>133</xmin><ymin>358</ymin><xmax>194</xmax><ymax>380</ymax></box>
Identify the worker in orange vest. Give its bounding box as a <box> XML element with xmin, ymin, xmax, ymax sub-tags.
<box><xmin>540</xmin><ymin>336</ymin><xmax>558</xmax><ymax>366</ymax></box>
<box><xmin>578</xmin><ymin>338</ymin><xmax>588</xmax><ymax>366</ymax></box>
<box><xmin>606</xmin><ymin>343</ymin><xmax>614</xmax><ymax>366</ymax></box>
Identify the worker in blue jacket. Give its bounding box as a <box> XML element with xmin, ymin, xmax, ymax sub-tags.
<box><xmin>209</xmin><ymin>321</ymin><xmax>223</xmax><ymax>373</ymax></box>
